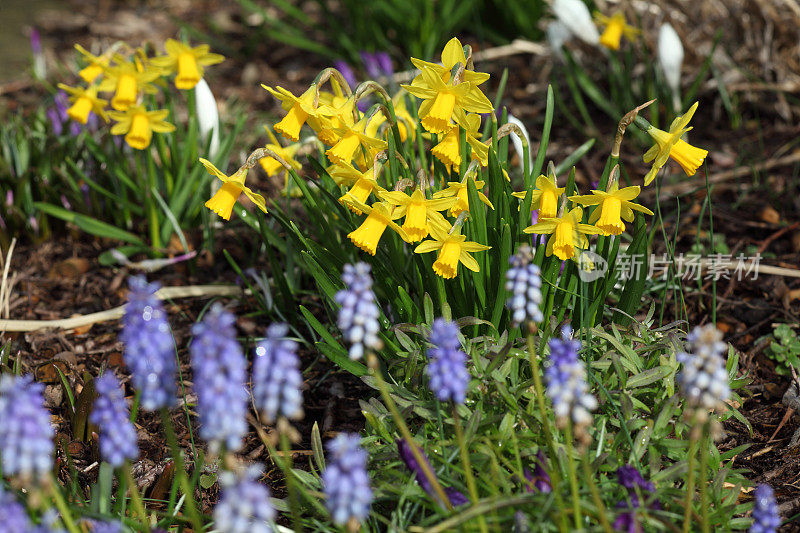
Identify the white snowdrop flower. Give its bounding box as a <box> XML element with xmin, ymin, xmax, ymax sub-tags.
<box><xmin>546</xmin><ymin>20</ymin><xmax>573</xmax><ymax>56</ymax></box>
<box><xmin>552</xmin><ymin>0</ymin><xmax>599</xmax><ymax>45</ymax></box>
<box><xmin>658</xmin><ymin>23</ymin><xmax>684</xmax><ymax>99</ymax></box>
<box><xmin>195</xmin><ymin>78</ymin><xmax>220</xmax><ymax>158</ymax></box>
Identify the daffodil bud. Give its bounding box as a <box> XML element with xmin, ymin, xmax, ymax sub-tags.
<box><xmin>552</xmin><ymin>0</ymin><xmax>599</xmax><ymax>45</ymax></box>
<box><xmin>195</xmin><ymin>78</ymin><xmax>220</xmax><ymax>158</ymax></box>
<box><xmin>506</xmin><ymin>113</ymin><xmax>532</xmax><ymax>172</ymax></box>
<box><xmin>546</xmin><ymin>20</ymin><xmax>572</xmax><ymax>56</ymax></box>
<box><xmin>658</xmin><ymin>23</ymin><xmax>684</xmax><ymax>98</ymax></box>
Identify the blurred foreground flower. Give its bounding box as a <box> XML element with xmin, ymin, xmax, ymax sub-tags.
<box><xmin>397</xmin><ymin>439</ymin><xmax>468</xmax><ymax>507</ymax></box>
<box><xmin>594</xmin><ymin>12</ymin><xmax>639</xmax><ymax>51</ymax></box>
<box><xmin>750</xmin><ymin>484</ymin><xmax>780</xmax><ymax>533</ymax></box>
<box><xmin>335</xmin><ymin>262</ymin><xmax>382</xmax><ymax>359</ymax></box>
<box><xmin>252</xmin><ymin>323</ymin><xmax>304</xmax><ymax>423</ymax></box>
<box><xmin>190</xmin><ymin>303</ymin><xmax>249</xmax><ymax>453</ymax></box>
<box><xmin>426</xmin><ymin>318</ymin><xmax>469</xmax><ymax>403</ymax></box>
<box><xmin>323</xmin><ymin>434</ymin><xmax>372</xmax><ymax>528</ymax></box>
<box><xmin>214</xmin><ymin>465</ymin><xmax>276</xmax><ymax>533</ymax></box>
<box><xmin>91</xmin><ymin>373</ymin><xmax>138</xmax><ymax>468</ymax></box>
<box><xmin>0</xmin><ymin>375</ymin><xmax>54</xmax><ymax>482</ymax></box>
<box><xmin>121</xmin><ymin>276</ymin><xmax>177</xmax><ymax>410</ymax></box>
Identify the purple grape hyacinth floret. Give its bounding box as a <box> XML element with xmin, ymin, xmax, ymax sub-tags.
<box><xmin>190</xmin><ymin>303</ymin><xmax>249</xmax><ymax>453</ymax></box>
<box><xmin>333</xmin><ymin>60</ymin><xmax>357</xmax><ymax>89</ymax></box>
<box><xmin>544</xmin><ymin>326</ymin><xmax>597</xmax><ymax>433</ymax></box>
<box><xmin>677</xmin><ymin>324</ymin><xmax>730</xmax><ymax>412</ymax></box>
<box><xmin>0</xmin><ymin>485</ymin><xmax>35</xmax><ymax>531</ymax></box>
<box><xmin>750</xmin><ymin>484</ymin><xmax>780</xmax><ymax>533</ymax></box>
<box><xmin>323</xmin><ymin>433</ymin><xmax>372</xmax><ymax>526</ymax></box>
<box><xmin>90</xmin><ymin>373</ymin><xmax>138</xmax><ymax>468</ymax></box>
<box><xmin>120</xmin><ymin>276</ymin><xmax>177</xmax><ymax>411</ymax></box>
<box><xmin>0</xmin><ymin>375</ymin><xmax>54</xmax><ymax>481</ymax></box>
<box><xmin>252</xmin><ymin>323</ymin><xmax>304</xmax><ymax>423</ymax></box>
<box><xmin>523</xmin><ymin>451</ymin><xmax>552</xmax><ymax>493</ymax></box>
<box><xmin>505</xmin><ymin>245</ymin><xmax>544</xmax><ymax>326</ymax></box>
<box><xmin>214</xmin><ymin>465</ymin><xmax>276</xmax><ymax>533</ymax></box>
<box><xmin>397</xmin><ymin>439</ymin><xmax>467</xmax><ymax>507</ymax></box>
<box><xmin>335</xmin><ymin>263</ymin><xmax>382</xmax><ymax>360</ymax></box>
<box><xmin>426</xmin><ymin>318</ymin><xmax>469</xmax><ymax>404</ymax></box>
<box><xmin>613</xmin><ymin>465</ymin><xmax>661</xmax><ymax>533</ymax></box>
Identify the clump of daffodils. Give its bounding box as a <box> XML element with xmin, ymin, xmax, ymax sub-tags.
<box><xmin>59</xmin><ymin>39</ymin><xmax>224</xmax><ymax>150</ymax></box>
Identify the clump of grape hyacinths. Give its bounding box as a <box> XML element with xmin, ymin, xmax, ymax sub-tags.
<box><xmin>0</xmin><ymin>375</ymin><xmax>54</xmax><ymax>482</ymax></box>
<box><xmin>426</xmin><ymin>318</ymin><xmax>469</xmax><ymax>404</ymax></box>
<box><xmin>90</xmin><ymin>372</ymin><xmax>138</xmax><ymax>468</ymax></box>
<box><xmin>213</xmin><ymin>465</ymin><xmax>276</xmax><ymax>533</ymax></box>
<box><xmin>505</xmin><ymin>245</ymin><xmax>543</xmax><ymax>326</ymax></box>
<box><xmin>323</xmin><ymin>433</ymin><xmax>372</xmax><ymax>528</ymax></box>
<box><xmin>750</xmin><ymin>484</ymin><xmax>780</xmax><ymax>533</ymax></box>
<box><xmin>120</xmin><ymin>276</ymin><xmax>177</xmax><ymax>410</ymax></box>
<box><xmin>335</xmin><ymin>263</ymin><xmax>382</xmax><ymax>360</ymax></box>
<box><xmin>676</xmin><ymin>324</ymin><xmax>730</xmax><ymax>419</ymax></box>
<box><xmin>544</xmin><ymin>326</ymin><xmax>597</xmax><ymax>444</ymax></box>
<box><xmin>190</xmin><ymin>303</ymin><xmax>249</xmax><ymax>453</ymax></box>
<box><xmin>252</xmin><ymin>322</ymin><xmax>304</xmax><ymax>423</ymax></box>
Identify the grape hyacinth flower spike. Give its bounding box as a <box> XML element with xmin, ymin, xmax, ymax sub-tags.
<box><xmin>323</xmin><ymin>433</ymin><xmax>372</xmax><ymax>529</ymax></box>
<box><xmin>0</xmin><ymin>375</ymin><xmax>54</xmax><ymax>483</ymax></box>
<box><xmin>676</xmin><ymin>324</ymin><xmax>730</xmax><ymax>423</ymax></box>
<box><xmin>214</xmin><ymin>465</ymin><xmax>276</xmax><ymax>533</ymax></box>
<box><xmin>120</xmin><ymin>276</ymin><xmax>177</xmax><ymax>411</ymax></box>
<box><xmin>90</xmin><ymin>373</ymin><xmax>139</xmax><ymax>468</ymax></box>
<box><xmin>335</xmin><ymin>263</ymin><xmax>382</xmax><ymax>360</ymax></box>
<box><xmin>397</xmin><ymin>439</ymin><xmax>468</xmax><ymax>507</ymax></box>
<box><xmin>544</xmin><ymin>326</ymin><xmax>597</xmax><ymax>445</ymax></box>
<box><xmin>0</xmin><ymin>484</ymin><xmax>36</xmax><ymax>530</ymax></box>
<box><xmin>252</xmin><ymin>322</ymin><xmax>304</xmax><ymax>424</ymax></box>
<box><xmin>750</xmin><ymin>484</ymin><xmax>780</xmax><ymax>533</ymax></box>
<box><xmin>190</xmin><ymin>303</ymin><xmax>249</xmax><ymax>454</ymax></box>
<box><xmin>426</xmin><ymin>318</ymin><xmax>469</xmax><ymax>404</ymax></box>
<box><xmin>505</xmin><ymin>245</ymin><xmax>544</xmax><ymax>327</ymax></box>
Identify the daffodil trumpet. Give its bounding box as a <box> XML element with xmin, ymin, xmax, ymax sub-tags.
<box><xmin>342</xmin><ymin>198</ymin><xmax>410</xmax><ymax>255</ymax></box>
<box><xmin>199</xmin><ymin>157</ymin><xmax>268</xmax><ymax>221</ymax></box>
<box><xmin>524</xmin><ymin>206</ymin><xmax>603</xmax><ymax>261</ymax></box>
<box><xmin>378</xmin><ymin>188</ymin><xmax>456</xmax><ymax>242</ymax></box>
<box><xmin>512</xmin><ymin>172</ymin><xmax>565</xmax><ymax>220</ymax></box>
<box><xmin>569</xmin><ymin>169</ymin><xmax>654</xmax><ymax>236</ymax></box>
<box><xmin>413</xmin><ymin>217</ymin><xmax>491</xmax><ymax>279</ymax></box>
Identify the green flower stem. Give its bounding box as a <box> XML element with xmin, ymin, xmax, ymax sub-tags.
<box><xmin>278</xmin><ymin>423</ymin><xmax>304</xmax><ymax>533</ymax></box>
<box><xmin>682</xmin><ymin>415</ymin><xmax>700</xmax><ymax>533</ymax></box>
<box><xmin>699</xmin><ymin>422</ymin><xmax>710</xmax><ymax>533</ymax></box>
<box><xmin>160</xmin><ymin>408</ymin><xmax>204</xmax><ymax>532</ymax></box>
<box><xmin>47</xmin><ymin>478</ymin><xmax>80</xmax><ymax>533</ymax></box>
<box><xmin>367</xmin><ymin>353</ymin><xmax>453</xmax><ymax>511</ymax></box>
<box><xmin>452</xmin><ymin>405</ymin><xmax>488</xmax><ymax>533</ymax></box>
<box><xmin>123</xmin><ymin>463</ymin><xmax>151</xmax><ymax>532</ymax></box>
<box><xmin>582</xmin><ymin>455</ymin><xmax>613</xmax><ymax>533</ymax></box>
<box><xmin>563</xmin><ymin>422</ymin><xmax>582</xmax><ymax>531</ymax></box>
<box><xmin>526</xmin><ymin>332</ymin><xmax>568</xmax><ymax>532</ymax></box>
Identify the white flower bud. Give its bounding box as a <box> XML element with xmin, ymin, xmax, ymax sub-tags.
<box><xmin>658</xmin><ymin>23</ymin><xmax>684</xmax><ymax>97</ymax></box>
<box><xmin>552</xmin><ymin>0</ymin><xmax>599</xmax><ymax>45</ymax></box>
<box><xmin>195</xmin><ymin>78</ymin><xmax>220</xmax><ymax>158</ymax></box>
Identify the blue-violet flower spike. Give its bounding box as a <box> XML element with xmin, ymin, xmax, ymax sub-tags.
<box><xmin>214</xmin><ymin>465</ymin><xmax>276</xmax><ymax>533</ymax></box>
<box><xmin>750</xmin><ymin>484</ymin><xmax>780</xmax><ymax>533</ymax></box>
<box><xmin>0</xmin><ymin>375</ymin><xmax>54</xmax><ymax>481</ymax></box>
<box><xmin>335</xmin><ymin>263</ymin><xmax>382</xmax><ymax>360</ymax></box>
<box><xmin>505</xmin><ymin>245</ymin><xmax>544</xmax><ymax>326</ymax></box>
<box><xmin>90</xmin><ymin>373</ymin><xmax>138</xmax><ymax>468</ymax></box>
<box><xmin>120</xmin><ymin>276</ymin><xmax>177</xmax><ymax>410</ymax></box>
<box><xmin>426</xmin><ymin>318</ymin><xmax>469</xmax><ymax>404</ymax></box>
<box><xmin>252</xmin><ymin>323</ymin><xmax>304</xmax><ymax>423</ymax></box>
<box><xmin>323</xmin><ymin>433</ymin><xmax>372</xmax><ymax>526</ymax></box>
<box><xmin>677</xmin><ymin>324</ymin><xmax>730</xmax><ymax>413</ymax></box>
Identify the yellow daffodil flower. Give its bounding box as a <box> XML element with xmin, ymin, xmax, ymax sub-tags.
<box><xmin>325</xmin><ymin>117</ymin><xmax>388</xmax><ymax>167</ymax></box>
<box><xmin>512</xmin><ymin>173</ymin><xmax>565</xmax><ymax>219</ymax></box>
<box><xmin>74</xmin><ymin>44</ymin><xmax>111</xmax><ymax>84</ymax></box>
<box><xmin>199</xmin><ymin>158</ymin><xmax>267</xmax><ymax>220</ymax></box>
<box><xmin>431</xmin><ymin>112</ymin><xmax>489</xmax><ymax>168</ymax></box>
<box><xmin>524</xmin><ymin>207</ymin><xmax>603</xmax><ymax>261</ymax></box>
<box><xmin>433</xmin><ymin>178</ymin><xmax>493</xmax><ymax>217</ymax></box>
<box><xmin>108</xmin><ymin>105</ymin><xmax>175</xmax><ymax>150</ymax></box>
<box><xmin>150</xmin><ymin>39</ymin><xmax>224</xmax><ymax>90</ymax></box>
<box><xmin>643</xmin><ymin>102</ymin><xmax>708</xmax><ymax>185</ymax></box>
<box><xmin>98</xmin><ymin>56</ymin><xmax>160</xmax><ymax>111</ymax></box>
<box><xmin>341</xmin><ymin>199</ymin><xmax>410</xmax><ymax>255</ymax></box>
<box><xmin>57</xmin><ymin>84</ymin><xmax>108</xmax><ymax>124</ymax></box>
<box><xmin>569</xmin><ymin>183</ymin><xmax>653</xmax><ymax>236</ymax></box>
<box><xmin>402</xmin><ymin>62</ymin><xmax>493</xmax><ymax>134</ymax></box>
<box><xmin>410</xmin><ymin>37</ymin><xmax>490</xmax><ymax>87</ymax></box>
<box><xmin>378</xmin><ymin>188</ymin><xmax>456</xmax><ymax>242</ymax></box>
<box><xmin>328</xmin><ymin>164</ymin><xmax>386</xmax><ymax>213</ymax></box>
<box><xmin>414</xmin><ymin>219</ymin><xmax>490</xmax><ymax>279</ymax></box>
<box><xmin>594</xmin><ymin>12</ymin><xmax>640</xmax><ymax>51</ymax></box>
<box><xmin>259</xmin><ymin>127</ymin><xmax>303</xmax><ymax>197</ymax></box>
<box><xmin>263</xmin><ymin>84</ymin><xmax>319</xmax><ymax>142</ymax></box>
<box><xmin>313</xmin><ymin>95</ymin><xmax>357</xmax><ymax>146</ymax></box>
